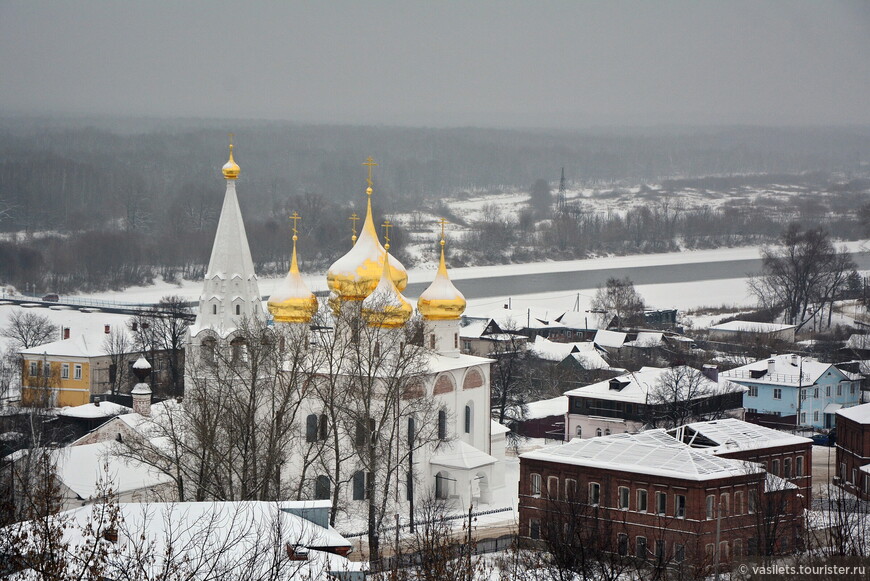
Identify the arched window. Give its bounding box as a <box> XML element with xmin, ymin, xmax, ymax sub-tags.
<box><xmin>408</xmin><ymin>416</ymin><xmax>416</xmax><ymax>447</ymax></box>
<box><xmin>435</xmin><ymin>472</ymin><xmax>450</xmax><ymax>499</ymax></box>
<box><xmin>604</xmin><ymin>428</ymin><xmax>611</xmax><ymax>436</ymax></box>
<box><xmin>200</xmin><ymin>337</ymin><xmax>217</xmax><ymax>364</ymax></box>
<box><xmin>235</xmin><ymin>304</ymin><xmax>241</xmax><ymax>315</ymax></box>
<box><xmin>212</xmin><ymin>304</ymin><xmax>217</xmax><ymax>315</ymax></box>
<box><xmin>438</xmin><ymin>410</ymin><xmax>447</xmax><ymax>441</ymax></box>
<box><xmin>575</xmin><ymin>426</ymin><xmax>582</xmax><ymax>438</ymax></box>
<box><xmin>596</xmin><ymin>428</ymin><xmax>603</xmax><ymax>437</ymax></box>
<box><xmin>306</xmin><ymin>414</ymin><xmax>318</xmax><ymax>443</ymax></box>
<box><xmin>318</xmin><ymin>414</ymin><xmax>328</xmax><ymax>441</ymax></box>
<box><xmin>464</xmin><ymin>405</ymin><xmax>472</xmax><ymax>434</ymax></box>
<box><xmin>314</xmin><ymin>475</ymin><xmax>330</xmax><ymax>500</ymax></box>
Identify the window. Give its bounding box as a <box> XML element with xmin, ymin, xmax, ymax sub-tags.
<box><xmin>851</xmin><ymin>384</ymin><xmax>856</xmax><ymax>394</ymax></box>
<box><xmin>705</xmin><ymin>544</ymin><xmax>714</xmax><ymax>560</ymax></box>
<box><xmin>748</xmin><ymin>537</ymin><xmax>758</xmax><ymax>556</ymax></box>
<box><xmin>618</xmin><ymin>534</ymin><xmax>628</xmax><ymax>556</ymax></box>
<box><xmin>61</xmin><ymin>364</ymin><xmax>69</xmax><ymax>379</ymax></box>
<box><xmin>595</xmin><ymin>428</ymin><xmax>602</xmax><ymax>437</ymax></box>
<box><xmin>656</xmin><ymin>491</ymin><xmax>666</xmax><ymax>515</ymax></box>
<box><xmin>604</xmin><ymin>428</ymin><xmax>611</xmax><ymax>436</ymax></box>
<box><xmin>826</xmin><ymin>385</ymin><xmax>831</xmax><ymax>397</ymax></box>
<box><xmin>748</xmin><ymin>489</ymin><xmax>758</xmax><ymax>514</ymax></box>
<box><xmin>407</xmin><ymin>417</ymin><xmax>416</xmax><ymax>447</ymax></box>
<box><xmin>73</xmin><ymin>364</ymin><xmax>82</xmax><ymax>380</ymax></box>
<box><xmin>314</xmin><ymin>475</ymin><xmax>330</xmax><ymax>500</ymax></box>
<box><xmin>438</xmin><ymin>410</ymin><xmax>447</xmax><ymax>440</ymax></box>
<box><xmin>235</xmin><ymin>304</ymin><xmax>241</xmax><ymax>315</ymax></box>
<box><xmin>462</xmin><ymin>340</ymin><xmax>472</xmax><ymax>351</ymax></box>
<box><xmin>720</xmin><ymin>493</ymin><xmax>729</xmax><ymax>516</ymax></box>
<box><xmin>529</xmin><ymin>519</ymin><xmax>541</xmax><ymax>539</ymax></box>
<box><xmin>733</xmin><ymin>539</ymin><xmax>743</xmax><ymax>558</ymax></box>
<box><xmin>837</xmin><ymin>384</ymin><xmax>842</xmax><ymax>396</ymax></box>
<box><xmin>618</xmin><ymin>486</ymin><xmax>629</xmax><ymax>510</ymax></box>
<box><xmin>655</xmin><ymin>540</ymin><xmax>665</xmax><ymax>562</ymax></box>
<box><xmin>735</xmin><ymin>491</ymin><xmax>744</xmax><ymax>515</ymax></box>
<box><xmin>675</xmin><ymin>494</ymin><xmax>686</xmax><ymax>518</ymax></box>
<box><xmin>771</xmin><ymin>459</ymin><xmax>779</xmax><ymax>475</ymax></box>
<box><xmin>637</xmin><ymin>489</ymin><xmax>648</xmax><ymax>512</ymax></box>
<box><xmin>814</xmin><ymin>410</ymin><xmax>820</xmax><ymax>422</ymax></box>
<box><xmin>464</xmin><ymin>405</ymin><xmax>472</xmax><ymax>434</ymax></box>
<box><xmin>589</xmin><ymin>482</ymin><xmax>600</xmax><ymax>505</ymax></box>
<box><xmin>784</xmin><ymin>458</ymin><xmax>792</xmax><ymax>478</ymax></box>
<box><xmin>43</xmin><ymin>362</ymin><xmax>50</xmax><ymax>376</ymax></box>
<box><xmin>773</xmin><ymin>388</ymin><xmax>782</xmax><ymax>399</ymax></box>
<box><xmin>430</xmin><ymin>334</ymin><xmax>436</xmax><ymax>349</ymax></box>
<box><xmin>747</xmin><ymin>408</ymin><xmax>758</xmax><ymax>414</ymax></box>
<box><xmin>675</xmin><ymin>544</ymin><xmax>685</xmax><ymax>562</ymax></box>
<box><xmin>454</xmin><ymin>333</ymin><xmax>458</xmax><ymax>349</ymax></box>
<box><xmin>575</xmin><ymin>426</ymin><xmax>582</xmax><ymax>438</ymax></box>
<box><xmin>547</xmin><ymin>476</ymin><xmax>559</xmax><ymax>499</ymax></box>
<box><xmin>796</xmin><ymin>456</ymin><xmax>804</xmax><ymax>477</ymax></box>
<box><xmin>801</xmin><ymin>389</ymin><xmax>807</xmax><ymax>400</ymax></box>
<box><xmin>719</xmin><ymin>541</ymin><xmax>729</xmax><ymax>562</ymax></box>
<box><xmin>530</xmin><ymin>473</ymin><xmax>542</xmax><ymax>497</ymax></box>
<box><xmin>355</xmin><ymin>418</ymin><xmax>375</xmax><ymax>447</ymax></box>
<box><xmin>564</xmin><ymin>478</ymin><xmax>577</xmax><ymax>501</ymax></box>
<box><xmin>435</xmin><ymin>472</ymin><xmax>450</xmax><ymax>500</ymax></box>
<box><xmin>306</xmin><ymin>414</ymin><xmax>319</xmax><ymax>442</ymax></box>
<box><xmin>212</xmin><ymin>304</ymin><xmax>217</xmax><ymax>315</ymax></box>
<box><xmin>352</xmin><ymin>471</ymin><xmax>368</xmax><ymax>500</ymax></box>
<box><xmin>706</xmin><ymin>495</ymin><xmax>715</xmax><ymax>519</ymax></box>
<box><xmin>748</xmin><ymin>386</ymin><xmax>758</xmax><ymax>397</ymax></box>
<box><xmin>29</xmin><ymin>362</ymin><xmax>37</xmax><ymax>377</ymax></box>
<box><xmin>800</xmin><ymin>412</ymin><xmax>807</xmax><ymax>424</ymax></box>
<box><xmin>814</xmin><ymin>387</ymin><xmax>819</xmax><ymax>398</ymax></box>
<box><xmin>636</xmin><ymin>537</ymin><xmax>647</xmax><ymax>559</ymax></box>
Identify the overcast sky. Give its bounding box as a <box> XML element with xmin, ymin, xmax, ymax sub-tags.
<box><xmin>1</xmin><ymin>1</ymin><xmax>868</xmax><ymax>128</ymax></box>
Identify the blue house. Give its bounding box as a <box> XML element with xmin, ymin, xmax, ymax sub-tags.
<box><xmin>723</xmin><ymin>354</ymin><xmax>864</xmax><ymax>431</ymax></box>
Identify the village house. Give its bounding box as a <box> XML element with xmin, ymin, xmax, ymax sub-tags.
<box><xmin>564</xmin><ymin>366</ymin><xmax>745</xmax><ymax>440</ymax></box>
<box><xmin>722</xmin><ymin>354</ymin><xmax>864</xmax><ymax>431</ymax></box>
<box><xmin>708</xmin><ymin>321</ymin><xmax>797</xmax><ymax>344</ymax></box>
<box><xmin>834</xmin><ymin>402</ymin><xmax>870</xmax><ymax>499</ymax></box>
<box><xmin>519</xmin><ymin>430</ymin><xmax>803</xmax><ymax>572</ymax></box>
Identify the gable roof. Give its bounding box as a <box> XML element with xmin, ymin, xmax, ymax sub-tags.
<box><xmin>722</xmin><ymin>354</ymin><xmax>846</xmax><ymax>387</ymax></box>
<box><xmin>430</xmin><ymin>440</ymin><xmax>497</xmax><ymax>470</ymax></box>
<box><xmin>837</xmin><ymin>403</ymin><xmax>870</xmax><ymax>424</ymax></box>
<box><xmin>564</xmin><ymin>366</ymin><xmax>741</xmax><ymax>403</ymax></box>
<box><xmin>522</xmin><ymin>430</ymin><xmax>757</xmax><ymax>482</ymax></box>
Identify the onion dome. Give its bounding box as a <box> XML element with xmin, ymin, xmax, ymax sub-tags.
<box><xmin>418</xmin><ymin>236</ymin><xmax>466</xmax><ymax>320</ymax></box>
<box><xmin>326</xmin><ymin>161</ymin><xmax>407</xmax><ymax>300</ymax></box>
<box><xmin>222</xmin><ymin>142</ymin><xmax>240</xmax><ymax>180</ymax></box>
<box><xmin>268</xmin><ymin>218</ymin><xmax>318</xmax><ymax>324</ymax></box>
<box><xmin>362</xmin><ymin>246</ymin><xmax>413</xmax><ymax>328</ymax></box>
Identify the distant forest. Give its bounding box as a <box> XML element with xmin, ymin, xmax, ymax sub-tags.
<box><xmin>0</xmin><ymin>118</ymin><xmax>868</xmax><ymax>293</ymax></box>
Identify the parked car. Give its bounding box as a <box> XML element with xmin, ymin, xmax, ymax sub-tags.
<box><xmin>42</xmin><ymin>294</ymin><xmax>59</xmax><ymax>302</ymax></box>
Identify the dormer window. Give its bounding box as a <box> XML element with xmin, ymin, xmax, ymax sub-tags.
<box><xmin>609</xmin><ymin>378</ymin><xmax>630</xmax><ymax>391</ymax></box>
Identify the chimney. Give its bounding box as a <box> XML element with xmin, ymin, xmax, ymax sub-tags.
<box><xmin>791</xmin><ymin>354</ymin><xmax>798</xmax><ymax>366</ymax></box>
<box><xmin>104</xmin><ymin>324</ymin><xmax>111</xmax><ymax>334</ymax></box>
<box><xmin>767</xmin><ymin>358</ymin><xmax>776</xmax><ymax>375</ymax></box>
<box><xmin>94</xmin><ymin>396</ymin><xmax>100</xmax><ymax>407</ymax></box>
<box><xmin>131</xmin><ymin>356</ymin><xmax>152</xmax><ymax>417</ymax></box>
<box><xmin>702</xmin><ymin>364</ymin><xmax>719</xmax><ymax>382</ymax></box>
<box><xmin>63</xmin><ymin>327</ymin><xmax>70</xmax><ymax>340</ymax></box>
<box><xmin>132</xmin><ymin>321</ymin><xmax>138</xmax><ymax>332</ymax></box>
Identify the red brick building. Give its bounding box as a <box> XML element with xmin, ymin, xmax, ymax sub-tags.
<box><xmin>519</xmin><ymin>430</ymin><xmax>803</xmax><ymax>575</ymax></box>
<box><xmin>835</xmin><ymin>403</ymin><xmax>870</xmax><ymax>499</ymax></box>
<box><xmin>667</xmin><ymin>418</ymin><xmax>813</xmax><ymax>510</ymax></box>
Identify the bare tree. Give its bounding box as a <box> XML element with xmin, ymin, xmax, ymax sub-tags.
<box><xmin>130</xmin><ymin>295</ymin><xmax>192</xmax><ymax>396</ymax></box>
<box><xmin>1</xmin><ymin>310</ymin><xmax>58</xmax><ymax>350</ymax></box>
<box><xmin>103</xmin><ymin>326</ymin><xmax>133</xmax><ymax>396</ymax></box>
<box><xmin>645</xmin><ymin>366</ymin><xmax>740</xmax><ymax>429</ymax></box>
<box><xmin>489</xmin><ymin>329</ymin><xmax>532</xmax><ymax>437</ymax></box>
<box><xmin>591</xmin><ymin>277</ymin><xmax>646</xmax><ymax>330</ymax></box>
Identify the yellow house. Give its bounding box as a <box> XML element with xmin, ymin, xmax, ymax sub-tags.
<box><xmin>20</xmin><ymin>333</ymin><xmax>112</xmax><ymax>408</ymax></box>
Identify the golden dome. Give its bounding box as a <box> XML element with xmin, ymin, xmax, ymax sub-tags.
<box><xmin>267</xmin><ymin>230</ymin><xmax>318</xmax><ymax>324</ymax></box>
<box><xmin>326</xmin><ymin>178</ymin><xmax>407</xmax><ymax>300</ymax></box>
<box><xmin>362</xmin><ymin>249</ymin><xmax>413</xmax><ymax>328</ymax></box>
<box><xmin>417</xmin><ymin>238</ymin><xmax>466</xmax><ymax>320</ymax></box>
<box><xmin>222</xmin><ymin>143</ymin><xmax>240</xmax><ymax>180</ymax></box>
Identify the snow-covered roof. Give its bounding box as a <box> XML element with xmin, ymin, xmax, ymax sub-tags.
<box><xmin>52</xmin><ymin>441</ymin><xmax>172</xmax><ymax>499</ymax></box>
<box><xmin>58</xmin><ymin>401</ymin><xmax>131</xmax><ymax>419</ymax></box>
<box><xmin>528</xmin><ymin>336</ymin><xmax>593</xmax><ymax>362</ymax></box>
<box><xmin>20</xmin><ymin>332</ymin><xmax>112</xmax><ymax>358</ymax></box>
<box><xmin>593</xmin><ymin>329</ymin><xmax>626</xmax><ymax>349</ymax></box>
<box><xmin>7</xmin><ymin>501</ymin><xmax>356</xmax><ymax>580</ymax></box>
<box><xmin>490</xmin><ymin>420</ymin><xmax>511</xmax><ymax>435</ymax></box>
<box><xmin>837</xmin><ymin>403</ymin><xmax>870</xmax><ymax>424</ymax></box>
<box><xmin>556</xmin><ymin>311</ymin><xmax>597</xmax><ymax>329</ymax></box>
<box><xmin>430</xmin><ymin>440</ymin><xmax>497</xmax><ymax>470</ymax></box>
<box><xmin>524</xmin><ymin>396</ymin><xmax>568</xmax><ymax>420</ymax></box>
<box><xmin>766</xmin><ymin>473</ymin><xmax>798</xmax><ymax>492</ymax></box>
<box><xmin>563</xmin><ymin>350</ymin><xmax>613</xmax><ymax>371</ymax></box>
<box><xmin>564</xmin><ymin>366</ymin><xmax>740</xmax><ymax>404</ymax></box>
<box><xmin>668</xmin><ymin>418</ymin><xmax>811</xmax><ymax>454</ymax></box>
<box><xmin>465</xmin><ymin>306</ymin><xmax>565</xmax><ymax>331</ymax></box>
<box><xmin>522</xmin><ymin>430</ymin><xmax>757</xmax><ymax>482</ymax></box>
<box><xmin>459</xmin><ymin>319</ymin><xmax>490</xmax><ymax>339</ymax></box>
<box><xmin>709</xmin><ymin>321</ymin><xmax>796</xmax><ymax>333</ymax></box>
<box><xmin>722</xmin><ymin>354</ymin><xmax>842</xmax><ymax>387</ymax></box>
<box><xmin>625</xmin><ymin>331</ymin><xmax>664</xmax><ymax>348</ymax></box>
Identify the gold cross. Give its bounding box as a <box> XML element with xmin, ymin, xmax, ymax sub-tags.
<box><xmin>228</xmin><ymin>133</ymin><xmax>234</xmax><ymax>146</ymax></box>
<box><xmin>438</xmin><ymin>217</ymin><xmax>449</xmax><ymax>241</ymax></box>
<box><xmin>382</xmin><ymin>220</ymin><xmax>393</xmax><ymax>246</ymax></box>
<box><xmin>289</xmin><ymin>211</ymin><xmax>301</xmax><ymax>237</ymax></box>
<box><xmin>362</xmin><ymin>156</ymin><xmax>378</xmax><ymax>187</ymax></box>
<box><xmin>349</xmin><ymin>212</ymin><xmax>359</xmax><ymax>242</ymax></box>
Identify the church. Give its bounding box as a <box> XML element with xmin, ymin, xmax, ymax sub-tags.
<box><xmin>185</xmin><ymin>142</ymin><xmax>506</xmax><ymax>514</ymax></box>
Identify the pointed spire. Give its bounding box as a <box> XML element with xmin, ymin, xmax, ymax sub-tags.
<box><xmin>418</xmin><ymin>219</ymin><xmax>466</xmax><ymax>321</ymax></box>
<box><xmin>268</xmin><ymin>212</ymin><xmax>318</xmax><ymax>324</ymax></box>
<box><xmin>362</xmin><ymin>228</ymin><xmax>412</xmax><ymax>328</ymax></box>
